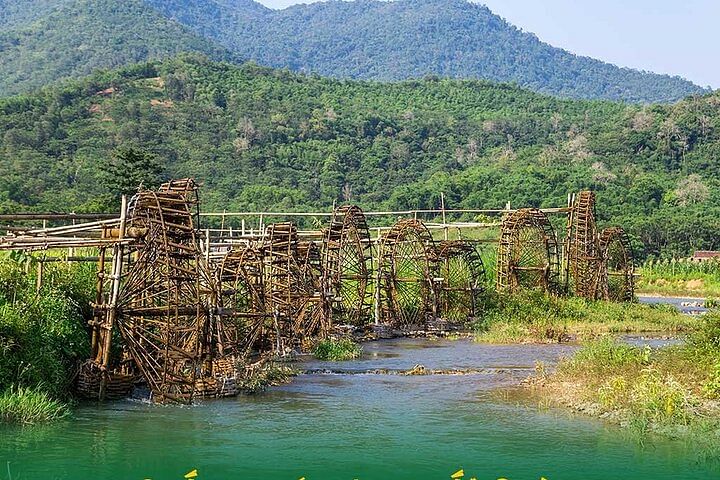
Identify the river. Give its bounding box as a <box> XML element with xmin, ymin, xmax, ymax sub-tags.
<box><xmin>1</xmin><ymin>338</ymin><xmax>717</xmax><ymax>479</ymax></box>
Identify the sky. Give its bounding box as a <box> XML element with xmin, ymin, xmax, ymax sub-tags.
<box><xmin>254</xmin><ymin>0</ymin><xmax>720</xmax><ymax>88</ymax></box>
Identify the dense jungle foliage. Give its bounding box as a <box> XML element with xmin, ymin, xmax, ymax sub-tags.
<box><xmin>0</xmin><ymin>0</ymin><xmax>706</xmax><ymax>102</ymax></box>
<box><xmin>1</xmin><ymin>56</ymin><xmax>719</xmax><ymax>258</ymax></box>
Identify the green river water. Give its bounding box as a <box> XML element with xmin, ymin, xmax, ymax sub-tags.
<box><xmin>1</xmin><ymin>338</ymin><xmax>717</xmax><ymax>480</ymax></box>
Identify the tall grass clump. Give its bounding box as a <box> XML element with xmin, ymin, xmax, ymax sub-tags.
<box><xmin>313</xmin><ymin>338</ymin><xmax>362</xmax><ymax>361</ymax></box>
<box><xmin>0</xmin><ymin>386</ymin><xmax>69</xmax><ymax>424</ymax></box>
<box><xmin>538</xmin><ymin>312</ymin><xmax>720</xmax><ymax>440</ymax></box>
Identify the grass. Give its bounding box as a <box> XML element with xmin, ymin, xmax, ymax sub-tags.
<box><xmin>473</xmin><ymin>290</ymin><xmax>696</xmax><ymax>344</ymax></box>
<box><xmin>313</xmin><ymin>338</ymin><xmax>363</xmax><ymax>361</ymax></box>
<box><xmin>637</xmin><ymin>258</ymin><xmax>720</xmax><ymax>298</ymax></box>
<box><xmin>527</xmin><ymin>312</ymin><xmax>720</xmax><ymax>443</ymax></box>
<box><xmin>0</xmin><ymin>386</ymin><xmax>69</xmax><ymax>424</ymax></box>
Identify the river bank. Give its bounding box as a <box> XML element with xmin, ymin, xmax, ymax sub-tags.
<box><xmin>521</xmin><ymin>313</ymin><xmax>720</xmax><ymax>455</ymax></box>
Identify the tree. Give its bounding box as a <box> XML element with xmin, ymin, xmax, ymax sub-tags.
<box><xmin>675</xmin><ymin>174</ymin><xmax>709</xmax><ymax>207</ymax></box>
<box><xmin>101</xmin><ymin>147</ymin><xmax>163</xmax><ymax>200</ymax></box>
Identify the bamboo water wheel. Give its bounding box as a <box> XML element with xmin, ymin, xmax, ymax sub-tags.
<box><xmin>379</xmin><ymin>219</ymin><xmax>436</xmax><ymax>328</ymax></box>
<box><xmin>435</xmin><ymin>240</ymin><xmax>486</xmax><ymax>322</ymax></box>
<box><xmin>322</xmin><ymin>205</ymin><xmax>372</xmax><ymax>325</ymax></box>
<box><xmin>496</xmin><ymin>208</ymin><xmax>560</xmax><ymax>293</ymax></box>
<box><xmin>567</xmin><ymin>191</ymin><xmax>603</xmax><ymax>299</ymax></box>
<box><xmin>262</xmin><ymin>223</ymin><xmax>330</xmax><ymax>351</ymax></box>
<box><xmin>599</xmin><ymin>227</ymin><xmax>635</xmax><ymax>301</ymax></box>
<box><xmin>216</xmin><ymin>246</ymin><xmax>269</xmax><ymax>356</ymax></box>
<box><xmin>113</xmin><ymin>180</ymin><xmax>220</xmax><ymax>403</ymax></box>
<box><xmin>295</xmin><ymin>239</ymin><xmax>331</xmax><ymax>343</ymax></box>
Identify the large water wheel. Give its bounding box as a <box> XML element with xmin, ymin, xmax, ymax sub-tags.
<box><xmin>379</xmin><ymin>219</ymin><xmax>436</xmax><ymax>329</ymax></box>
<box><xmin>217</xmin><ymin>246</ymin><xmax>269</xmax><ymax>356</ymax></box>
<box><xmin>114</xmin><ymin>180</ymin><xmax>216</xmax><ymax>403</ymax></box>
<box><xmin>599</xmin><ymin>227</ymin><xmax>635</xmax><ymax>301</ymax></box>
<box><xmin>496</xmin><ymin>208</ymin><xmax>560</xmax><ymax>293</ymax></box>
<box><xmin>322</xmin><ymin>205</ymin><xmax>372</xmax><ymax>325</ymax></box>
<box><xmin>567</xmin><ymin>191</ymin><xmax>603</xmax><ymax>298</ymax></box>
<box><xmin>435</xmin><ymin>240</ymin><xmax>486</xmax><ymax>322</ymax></box>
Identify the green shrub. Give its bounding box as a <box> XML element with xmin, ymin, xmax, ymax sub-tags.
<box><xmin>0</xmin><ymin>258</ymin><xmax>92</xmax><ymax>400</ymax></box>
<box><xmin>689</xmin><ymin>311</ymin><xmax>720</xmax><ymax>354</ymax></box>
<box><xmin>313</xmin><ymin>338</ymin><xmax>362</xmax><ymax>361</ymax></box>
<box><xmin>702</xmin><ymin>363</ymin><xmax>720</xmax><ymax>399</ymax></box>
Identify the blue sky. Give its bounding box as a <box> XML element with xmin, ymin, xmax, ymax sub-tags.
<box><xmin>255</xmin><ymin>0</ymin><xmax>720</xmax><ymax>88</ymax></box>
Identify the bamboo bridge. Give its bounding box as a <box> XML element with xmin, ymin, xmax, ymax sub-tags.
<box><xmin>0</xmin><ymin>180</ymin><xmax>634</xmax><ymax>404</ymax></box>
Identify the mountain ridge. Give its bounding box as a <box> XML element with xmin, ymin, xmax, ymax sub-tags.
<box><xmin>0</xmin><ymin>0</ymin><xmax>708</xmax><ymax>102</ymax></box>
<box><xmin>142</xmin><ymin>0</ymin><xmax>707</xmax><ymax>102</ymax></box>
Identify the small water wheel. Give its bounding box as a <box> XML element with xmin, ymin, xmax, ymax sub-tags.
<box><xmin>567</xmin><ymin>191</ymin><xmax>603</xmax><ymax>298</ymax></box>
<box><xmin>435</xmin><ymin>240</ymin><xmax>486</xmax><ymax>322</ymax></box>
<box><xmin>496</xmin><ymin>208</ymin><xmax>560</xmax><ymax>293</ymax></box>
<box><xmin>322</xmin><ymin>205</ymin><xmax>372</xmax><ymax>325</ymax></box>
<box><xmin>262</xmin><ymin>223</ymin><xmax>329</xmax><ymax>351</ymax></box>
<box><xmin>217</xmin><ymin>246</ymin><xmax>268</xmax><ymax>356</ymax></box>
<box><xmin>379</xmin><ymin>219</ymin><xmax>436</xmax><ymax>328</ymax></box>
<box><xmin>599</xmin><ymin>227</ymin><xmax>635</xmax><ymax>301</ymax></box>
<box><xmin>295</xmin><ymin>240</ymin><xmax>331</xmax><ymax>344</ymax></box>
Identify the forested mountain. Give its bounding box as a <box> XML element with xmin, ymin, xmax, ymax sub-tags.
<box><xmin>0</xmin><ymin>0</ymin><xmax>708</xmax><ymax>102</ymax></box>
<box><xmin>1</xmin><ymin>55</ymin><xmax>719</xmax><ymax>258</ymax></box>
<box><xmin>0</xmin><ymin>0</ymin><xmax>235</xmax><ymax>96</ymax></box>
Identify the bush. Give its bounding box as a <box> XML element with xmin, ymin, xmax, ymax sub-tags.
<box><xmin>313</xmin><ymin>338</ymin><xmax>362</xmax><ymax>361</ymax></box>
<box><xmin>689</xmin><ymin>311</ymin><xmax>720</xmax><ymax>354</ymax></box>
<box><xmin>0</xmin><ymin>257</ymin><xmax>92</xmax><ymax>423</ymax></box>
<box><xmin>630</xmin><ymin>368</ymin><xmax>692</xmax><ymax>425</ymax></box>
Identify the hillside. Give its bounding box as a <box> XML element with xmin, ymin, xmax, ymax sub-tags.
<box><xmin>0</xmin><ymin>0</ymin><xmax>708</xmax><ymax>102</ymax></box>
<box><xmin>0</xmin><ymin>0</ymin><xmax>235</xmax><ymax>96</ymax></box>
<box><xmin>1</xmin><ymin>56</ymin><xmax>719</xmax><ymax>258</ymax></box>
<box><xmin>145</xmin><ymin>0</ymin><xmax>706</xmax><ymax>103</ymax></box>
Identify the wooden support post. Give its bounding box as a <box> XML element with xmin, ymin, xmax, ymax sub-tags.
<box><xmin>91</xmin><ymin>247</ymin><xmax>107</xmax><ymax>358</ymax></box>
<box><xmin>374</xmin><ymin>228</ymin><xmax>382</xmax><ymax>325</ymax></box>
<box><xmin>563</xmin><ymin>192</ymin><xmax>576</xmax><ymax>292</ymax></box>
<box><xmin>205</xmin><ymin>229</ymin><xmax>211</xmax><ymax>262</ymax></box>
<box><xmin>441</xmin><ymin>192</ymin><xmax>448</xmax><ymax>241</ymax></box>
<box><xmin>99</xmin><ymin>195</ymin><xmax>127</xmax><ymax>399</ymax></box>
<box><xmin>35</xmin><ymin>259</ymin><xmax>43</xmax><ymax>294</ymax></box>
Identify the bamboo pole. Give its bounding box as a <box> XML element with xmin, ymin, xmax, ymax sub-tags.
<box><xmin>0</xmin><ymin>213</ymin><xmax>118</xmax><ymax>221</ymax></box>
<box><xmin>99</xmin><ymin>195</ymin><xmax>127</xmax><ymax>399</ymax></box>
<box><xmin>440</xmin><ymin>192</ymin><xmax>448</xmax><ymax>241</ymax></box>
